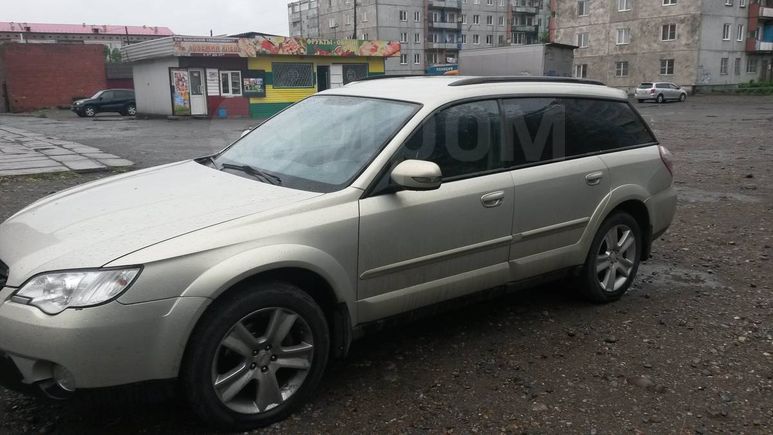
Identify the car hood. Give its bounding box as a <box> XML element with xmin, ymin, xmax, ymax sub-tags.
<box><xmin>0</xmin><ymin>161</ymin><xmax>322</xmax><ymax>286</ymax></box>
<box><xmin>72</xmin><ymin>99</ymin><xmax>91</xmax><ymax>105</ymax></box>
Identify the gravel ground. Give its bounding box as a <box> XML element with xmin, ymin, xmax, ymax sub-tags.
<box><xmin>0</xmin><ymin>95</ymin><xmax>771</xmax><ymax>434</ymax></box>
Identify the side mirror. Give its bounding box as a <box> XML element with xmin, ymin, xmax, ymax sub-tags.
<box><xmin>390</xmin><ymin>159</ymin><xmax>442</xmax><ymax>191</ymax></box>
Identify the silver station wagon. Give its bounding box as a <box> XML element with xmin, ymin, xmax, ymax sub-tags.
<box><xmin>0</xmin><ymin>76</ymin><xmax>676</xmax><ymax>430</ymax></box>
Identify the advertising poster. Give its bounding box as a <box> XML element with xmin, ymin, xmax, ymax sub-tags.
<box><xmin>172</xmin><ymin>36</ymin><xmax>400</xmax><ymax>58</ymax></box>
<box><xmin>243</xmin><ymin>70</ymin><xmax>266</xmax><ymax>98</ymax></box>
<box><xmin>171</xmin><ymin>69</ymin><xmax>191</xmax><ymax>116</ymax></box>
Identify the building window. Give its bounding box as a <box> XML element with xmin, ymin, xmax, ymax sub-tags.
<box><xmin>487</xmin><ymin>15</ymin><xmax>493</xmax><ymax>25</ymax></box>
<box><xmin>577</xmin><ymin>32</ymin><xmax>589</xmax><ymax>48</ymax></box>
<box><xmin>272</xmin><ymin>63</ymin><xmax>314</xmax><ymax>88</ymax></box>
<box><xmin>220</xmin><ymin>71</ymin><xmax>242</xmax><ymax>96</ymax></box>
<box><xmin>362</xmin><ymin>11</ymin><xmax>368</xmax><ymax>22</ymax></box>
<box><xmin>661</xmin><ymin>24</ymin><xmax>676</xmax><ymax>41</ymax></box>
<box><xmin>746</xmin><ymin>57</ymin><xmax>757</xmax><ymax>73</ymax></box>
<box><xmin>462</xmin><ymin>34</ymin><xmax>468</xmax><ymax>44</ymax></box>
<box><xmin>400</xmin><ymin>54</ymin><xmax>408</xmax><ymax>65</ymax></box>
<box><xmin>615</xmin><ymin>61</ymin><xmax>629</xmax><ymax>77</ymax></box>
<box><xmin>487</xmin><ymin>0</ymin><xmax>493</xmax><ymax>5</ymax></box>
<box><xmin>400</xmin><ymin>32</ymin><xmax>408</xmax><ymax>42</ymax></box>
<box><xmin>724</xmin><ymin>0</ymin><xmax>733</xmax><ymax>5</ymax></box>
<box><xmin>720</xmin><ymin>57</ymin><xmax>729</xmax><ymax>75</ymax></box>
<box><xmin>616</xmin><ymin>28</ymin><xmax>631</xmax><ymax>45</ymax></box>
<box><xmin>737</xmin><ymin>24</ymin><xmax>744</xmax><ymax>41</ymax></box>
<box><xmin>498</xmin><ymin>35</ymin><xmax>505</xmax><ymax>44</ymax></box>
<box><xmin>618</xmin><ymin>0</ymin><xmax>632</xmax><ymax>12</ymax></box>
<box><xmin>499</xmin><ymin>16</ymin><xmax>505</xmax><ymax>26</ymax></box>
<box><xmin>414</xmin><ymin>11</ymin><xmax>421</xmax><ymax>22</ymax></box>
<box><xmin>474</xmin><ymin>0</ymin><xmax>480</xmax><ymax>4</ymax></box>
<box><xmin>328</xmin><ymin>18</ymin><xmax>336</xmax><ymax>28</ymax></box>
<box><xmin>486</xmin><ymin>34</ymin><xmax>493</xmax><ymax>44</ymax></box>
<box><xmin>361</xmin><ymin>33</ymin><xmax>369</xmax><ymax>40</ymax></box>
<box><xmin>433</xmin><ymin>12</ymin><xmax>440</xmax><ymax>22</ymax></box>
<box><xmin>662</xmin><ymin>0</ymin><xmax>676</xmax><ymax>4</ymax></box>
<box><xmin>399</xmin><ymin>10</ymin><xmax>407</xmax><ymax>21</ymax></box>
<box><xmin>462</xmin><ymin>14</ymin><xmax>467</xmax><ymax>24</ymax></box>
<box><xmin>660</xmin><ymin>59</ymin><xmax>674</xmax><ymax>75</ymax></box>
<box><xmin>473</xmin><ymin>34</ymin><xmax>480</xmax><ymax>44</ymax></box>
<box><xmin>733</xmin><ymin>57</ymin><xmax>742</xmax><ymax>75</ymax></box>
<box><xmin>473</xmin><ymin>15</ymin><xmax>480</xmax><ymax>24</ymax></box>
<box><xmin>500</xmin><ymin>0</ymin><xmax>505</xmax><ymax>5</ymax></box>
<box><xmin>578</xmin><ymin>0</ymin><xmax>589</xmax><ymax>16</ymax></box>
<box><xmin>575</xmin><ymin>64</ymin><xmax>588</xmax><ymax>78</ymax></box>
<box><xmin>722</xmin><ymin>23</ymin><xmax>731</xmax><ymax>40</ymax></box>
<box><xmin>345</xmin><ymin>15</ymin><xmax>352</xmax><ymax>25</ymax></box>
<box><xmin>415</xmin><ymin>33</ymin><xmax>421</xmax><ymax>43</ymax></box>
<box><xmin>513</xmin><ymin>32</ymin><xmax>526</xmax><ymax>44</ymax></box>
<box><xmin>740</xmin><ymin>0</ymin><xmax>746</xmax><ymax>7</ymax></box>
<box><xmin>414</xmin><ymin>53</ymin><xmax>421</xmax><ymax>64</ymax></box>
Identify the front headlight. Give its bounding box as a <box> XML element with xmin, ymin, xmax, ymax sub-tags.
<box><xmin>14</xmin><ymin>268</ymin><xmax>141</xmax><ymax>315</ymax></box>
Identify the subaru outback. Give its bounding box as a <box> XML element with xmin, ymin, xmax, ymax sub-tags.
<box><xmin>0</xmin><ymin>76</ymin><xmax>676</xmax><ymax>430</ymax></box>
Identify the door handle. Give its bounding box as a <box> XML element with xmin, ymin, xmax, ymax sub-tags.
<box><xmin>481</xmin><ymin>191</ymin><xmax>505</xmax><ymax>208</ymax></box>
<box><xmin>585</xmin><ymin>171</ymin><xmax>604</xmax><ymax>186</ymax></box>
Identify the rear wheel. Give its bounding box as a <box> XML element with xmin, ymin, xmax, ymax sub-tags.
<box><xmin>125</xmin><ymin>104</ymin><xmax>137</xmax><ymax>116</ymax></box>
<box><xmin>679</xmin><ymin>93</ymin><xmax>686</xmax><ymax>102</ymax></box>
<box><xmin>579</xmin><ymin>212</ymin><xmax>642</xmax><ymax>303</ymax></box>
<box><xmin>181</xmin><ymin>282</ymin><xmax>329</xmax><ymax>431</ymax></box>
<box><xmin>656</xmin><ymin>94</ymin><xmax>665</xmax><ymax>104</ymax></box>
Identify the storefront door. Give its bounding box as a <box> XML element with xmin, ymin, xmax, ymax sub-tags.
<box><xmin>189</xmin><ymin>69</ymin><xmax>208</xmax><ymax>116</ymax></box>
<box><xmin>317</xmin><ymin>66</ymin><xmax>330</xmax><ymax>91</ymax></box>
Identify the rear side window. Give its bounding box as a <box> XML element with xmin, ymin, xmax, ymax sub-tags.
<box><xmin>638</xmin><ymin>83</ymin><xmax>652</xmax><ymax>88</ymax></box>
<box><xmin>399</xmin><ymin>99</ymin><xmax>504</xmax><ymax>179</ymax></box>
<box><xmin>655</xmin><ymin>83</ymin><xmax>669</xmax><ymax>88</ymax></box>
<box><xmin>502</xmin><ymin>97</ymin><xmax>656</xmax><ymax>165</ymax></box>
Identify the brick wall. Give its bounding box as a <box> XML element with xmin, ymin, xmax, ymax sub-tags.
<box><xmin>0</xmin><ymin>43</ymin><xmax>107</xmax><ymax>112</ymax></box>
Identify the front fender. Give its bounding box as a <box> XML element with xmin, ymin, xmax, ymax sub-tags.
<box><xmin>179</xmin><ymin>244</ymin><xmax>356</xmax><ymax>318</ymax></box>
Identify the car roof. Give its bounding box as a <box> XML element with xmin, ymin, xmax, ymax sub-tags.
<box><xmin>320</xmin><ymin>76</ymin><xmax>628</xmax><ymax>105</ymax></box>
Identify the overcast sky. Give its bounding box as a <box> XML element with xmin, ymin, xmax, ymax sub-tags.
<box><xmin>2</xmin><ymin>0</ymin><xmax>291</xmax><ymax>36</ymax></box>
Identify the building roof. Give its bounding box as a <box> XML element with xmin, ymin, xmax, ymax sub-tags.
<box><xmin>0</xmin><ymin>21</ymin><xmax>174</xmax><ymax>36</ymax></box>
<box><xmin>323</xmin><ymin>76</ymin><xmax>628</xmax><ymax>105</ymax></box>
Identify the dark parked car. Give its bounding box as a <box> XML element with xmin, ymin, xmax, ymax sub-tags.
<box><xmin>71</xmin><ymin>89</ymin><xmax>136</xmax><ymax>117</ymax></box>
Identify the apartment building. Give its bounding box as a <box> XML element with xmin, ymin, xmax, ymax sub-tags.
<box><xmin>0</xmin><ymin>22</ymin><xmax>174</xmax><ymax>50</ymax></box>
<box><xmin>288</xmin><ymin>0</ymin><xmax>321</xmax><ymax>37</ymax></box>
<box><xmin>551</xmin><ymin>0</ymin><xmax>773</xmax><ymax>91</ymax></box>
<box><xmin>291</xmin><ymin>0</ymin><xmax>548</xmax><ymax>74</ymax></box>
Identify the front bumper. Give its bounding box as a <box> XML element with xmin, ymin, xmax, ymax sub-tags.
<box><xmin>0</xmin><ymin>287</ymin><xmax>210</xmax><ymax>391</ymax></box>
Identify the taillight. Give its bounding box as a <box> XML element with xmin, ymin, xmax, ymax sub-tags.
<box><xmin>650</xmin><ymin>89</ymin><xmax>656</xmax><ymax>94</ymax></box>
<box><xmin>659</xmin><ymin>145</ymin><xmax>674</xmax><ymax>176</ymax></box>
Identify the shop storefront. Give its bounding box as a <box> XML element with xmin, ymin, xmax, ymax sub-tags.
<box><xmin>122</xmin><ymin>35</ymin><xmax>400</xmax><ymax>119</ymax></box>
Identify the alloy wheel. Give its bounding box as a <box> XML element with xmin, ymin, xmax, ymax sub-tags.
<box><xmin>85</xmin><ymin>107</ymin><xmax>96</xmax><ymax>117</ymax></box>
<box><xmin>211</xmin><ymin>307</ymin><xmax>314</xmax><ymax>415</ymax></box>
<box><xmin>127</xmin><ymin>105</ymin><xmax>137</xmax><ymax>116</ymax></box>
<box><xmin>595</xmin><ymin>224</ymin><xmax>637</xmax><ymax>292</ymax></box>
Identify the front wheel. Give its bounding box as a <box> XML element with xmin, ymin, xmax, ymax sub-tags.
<box><xmin>679</xmin><ymin>93</ymin><xmax>687</xmax><ymax>102</ymax></box>
<box><xmin>83</xmin><ymin>105</ymin><xmax>96</xmax><ymax>117</ymax></box>
<box><xmin>579</xmin><ymin>212</ymin><xmax>642</xmax><ymax>303</ymax></box>
<box><xmin>125</xmin><ymin>104</ymin><xmax>137</xmax><ymax>116</ymax></box>
<box><xmin>181</xmin><ymin>282</ymin><xmax>330</xmax><ymax>431</ymax></box>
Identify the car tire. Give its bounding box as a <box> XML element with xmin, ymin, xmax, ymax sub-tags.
<box><xmin>679</xmin><ymin>94</ymin><xmax>686</xmax><ymax>102</ymax></box>
<box><xmin>125</xmin><ymin>104</ymin><xmax>137</xmax><ymax>116</ymax></box>
<box><xmin>579</xmin><ymin>212</ymin><xmax>642</xmax><ymax>303</ymax></box>
<box><xmin>656</xmin><ymin>94</ymin><xmax>665</xmax><ymax>104</ymax></box>
<box><xmin>181</xmin><ymin>281</ymin><xmax>330</xmax><ymax>431</ymax></box>
<box><xmin>83</xmin><ymin>105</ymin><xmax>96</xmax><ymax>117</ymax></box>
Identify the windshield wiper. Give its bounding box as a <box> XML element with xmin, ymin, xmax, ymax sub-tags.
<box><xmin>220</xmin><ymin>163</ymin><xmax>282</xmax><ymax>185</ymax></box>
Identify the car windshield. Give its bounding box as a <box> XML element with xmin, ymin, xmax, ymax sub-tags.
<box><xmin>90</xmin><ymin>90</ymin><xmax>104</xmax><ymax>99</ymax></box>
<box><xmin>214</xmin><ymin>95</ymin><xmax>420</xmax><ymax>192</ymax></box>
<box><xmin>638</xmin><ymin>83</ymin><xmax>653</xmax><ymax>89</ymax></box>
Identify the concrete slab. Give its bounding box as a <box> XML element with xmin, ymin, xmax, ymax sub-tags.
<box><xmin>61</xmin><ymin>159</ymin><xmax>107</xmax><ymax>172</ymax></box>
<box><xmin>0</xmin><ymin>166</ymin><xmax>69</xmax><ymax>177</ymax></box>
<box><xmin>0</xmin><ymin>159</ymin><xmax>63</xmax><ymax>170</ymax></box>
<box><xmin>96</xmin><ymin>158</ymin><xmax>134</xmax><ymax>167</ymax></box>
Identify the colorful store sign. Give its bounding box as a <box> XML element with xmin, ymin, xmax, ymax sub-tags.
<box><xmin>173</xmin><ymin>36</ymin><xmax>400</xmax><ymax>58</ymax></box>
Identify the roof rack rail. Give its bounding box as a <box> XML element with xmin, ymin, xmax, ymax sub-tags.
<box><xmin>350</xmin><ymin>74</ymin><xmax>424</xmax><ymax>83</ymax></box>
<box><xmin>448</xmin><ymin>76</ymin><xmax>605</xmax><ymax>87</ymax></box>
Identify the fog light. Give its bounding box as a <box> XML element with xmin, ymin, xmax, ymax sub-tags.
<box><xmin>53</xmin><ymin>365</ymin><xmax>76</xmax><ymax>392</ymax></box>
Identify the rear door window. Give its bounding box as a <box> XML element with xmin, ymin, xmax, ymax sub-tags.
<box><xmin>502</xmin><ymin>97</ymin><xmax>656</xmax><ymax>165</ymax></box>
<box><xmin>655</xmin><ymin>83</ymin><xmax>669</xmax><ymax>89</ymax></box>
<box><xmin>638</xmin><ymin>83</ymin><xmax>652</xmax><ymax>88</ymax></box>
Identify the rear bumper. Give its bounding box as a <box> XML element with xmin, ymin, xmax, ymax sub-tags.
<box><xmin>645</xmin><ymin>185</ymin><xmax>677</xmax><ymax>242</ymax></box>
<box><xmin>0</xmin><ymin>289</ymin><xmax>210</xmax><ymax>391</ymax></box>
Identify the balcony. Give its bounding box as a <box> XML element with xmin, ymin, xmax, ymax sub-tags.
<box><xmin>429</xmin><ymin>21</ymin><xmax>463</xmax><ymax>30</ymax></box>
<box><xmin>748</xmin><ymin>38</ymin><xmax>773</xmax><ymax>52</ymax></box>
<box><xmin>512</xmin><ymin>24</ymin><xmax>538</xmax><ymax>33</ymax></box>
<box><xmin>427</xmin><ymin>42</ymin><xmax>461</xmax><ymax>50</ymax></box>
<box><xmin>513</xmin><ymin>6</ymin><xmax>538</xmax><ymax>14</ymax></box>
<box><xmin>428</xmin><ymin>0</ymin><xmax>462</xmax><ymax>10</ymax></box>
<box><xmin>760</xmin><ymin>7</ymin><xmax>773</xmax><ymax>19</ymax></box>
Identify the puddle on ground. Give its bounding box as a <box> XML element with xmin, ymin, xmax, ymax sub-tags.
<box><xmin>637</xmin><ymin>262</ymin><xmax>725</xmax><ymax>291</ymax></box>
<box><xmin>676</xmin><ymin>186</ymin><xmax>760</xmax><ymax>203</ymax></box>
